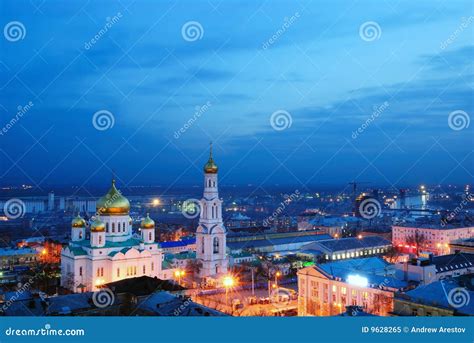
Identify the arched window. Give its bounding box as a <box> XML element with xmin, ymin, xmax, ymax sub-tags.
<box><xmin>118</xmin><ymin>222</ymin><xmax>121</xmax><ymax>231</ymax></box>
<box><xmin>143</xmin><ymin>265</ymin><xmax>146</xmax><ymax>274</ymax></box>
<box><xmin>98</xmin><ymin>236</ymin><xmax>102</xmax><ymax>245</ymax></box>
<box><xmin>148</xmin><ymin>232</ymin><xmax>152</xmax><ymax>241</ymax></box>
<box><xmin>201</xmin><ymin>237</ymin><xmax>205</xmax><ymax>253</ymax></box>
<box><xmin>106</xmin><ymin>223</ymin><xmax>109</xmax><ymax>232</ymax></box>
<box><xmin>79</xmin><ymin>231</ymin><xmax>83</xmax><ymax>239</ymax></box>
<box><xmin>79</xmin><ymin>266</ymin><xmax>82</xmax><ymax>276</ymax></box>
<box><xmin>213</xmin><ymin>237</ymin><xmax>219</xmax><ymax>254</ymax></box>
<box><xmin>112</xmin><ymin>223</ymin><xmax>115</xmax><ymax>233</ymax></box>
<box><xmin>123</xmin><ymin>222</ymin><xmax>126</xmax><ymax>231</ymax></box>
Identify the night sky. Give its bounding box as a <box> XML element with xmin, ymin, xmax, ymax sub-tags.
<box><xmin>0</xmin><ymin>0</ymin><xmax>473</xmax><ymax>190</ymax></box>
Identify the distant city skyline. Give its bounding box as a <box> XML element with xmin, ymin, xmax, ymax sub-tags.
<box><xmin>0</xmin><ymin>0</ymin><xmax>473</xmax><ymax>189</ymax></box>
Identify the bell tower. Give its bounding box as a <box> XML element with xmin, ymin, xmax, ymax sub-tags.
<box><xmin>196</xmin><ymin>143</ymin><xmax>228</xmax><ymax>277</ymax></box>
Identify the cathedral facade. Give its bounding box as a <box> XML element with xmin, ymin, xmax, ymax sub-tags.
<box><xmin>60</xmin><ymin>180</ymin><xmax>163</xmax><ymax>292</ymax></box>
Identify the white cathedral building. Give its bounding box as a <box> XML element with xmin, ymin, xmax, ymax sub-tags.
<box><xmin>60</xmin><ymin>146</ymin><xmax>229</xmax><ymax>292</ymax></box>
<box><xmin>61</xmin><ymin>180</ymin><xmax>163</xmax><ymax>292</ymax></box>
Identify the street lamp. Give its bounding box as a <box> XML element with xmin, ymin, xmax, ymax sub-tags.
<box><xmin>223</xmin><ymin>275</ymin><xmax>235</xmax><ymax>307</ymax></box>
<box><xmin>275</xmin><ymin>271</ymin><xmax>281</xmax><ymax>288</ymax></box>
<box><xmin>174</xmin><ymin>269</ymin><xmax>185</xmax><ymax>285</ymax></box>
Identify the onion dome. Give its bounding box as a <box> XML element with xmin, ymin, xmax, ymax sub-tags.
<box><xmin>140</xmin><ymin>213</ymin><xmax>155</xmax><ymax>229</ymax></box>
<box><xmin>90</xmin><ymin>217</ymin><xmax>106</xmax><ymax>232</ymax></box>
<box><xmin>71</xmin><ymin>214</ymin><xmax>86</xmax><ymax>228</ymax></box>
<box><xmin>96</xmin><ymin>179</ymin><xmax>130</xmax><ymax>215</ymax></box>
<box><xmin>203</xmin><ymin>143</ymin><xmax>218</xmax><ymax>174</ymax></box>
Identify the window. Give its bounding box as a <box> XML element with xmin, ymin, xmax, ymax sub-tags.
<box><xmin>213</xmin><ymin>237</ymin><xmax>219</xmax><ymax>254</ymax></box>
<box><xmin>118</xmin><ymin>222</ymin><xmax>121</xmax><ymax>231</ymax></box>
<box><xmin>151</xmin><ymin>262</ymin><xmax>154</xmax><ymax>271</ymax></box>
<box><xmin>79</xmin><ymin>266</ymin><xmax>83</xmax><ymax>276</ymax></box>
<box><xmin>143</xmin><ymin>265</ymin><xmax>146</xmax><ymax>274</ymax></box>
<box><xmin>149</xmin><ymin>232</ymin><xmax>152</xmax><ymax>241</ymax></box>
<box><xmin>106</xmin><ymin>223</ymin><xmax>109</xmax><ymax>232</ymax></box>
<box><xmin>134</xmin><ymin>266</ymin><xmax>137</xmax><ymax>275</ymax></box>
<box><xmin>117</xmin><ymin>268</ymin><xmax>120</xmax><ymax>277</ymax></box>
<box><xmin>341</xmin><ymin>287</ymin><xmax>347</xmax><ymax>295</ymax></box>
<box><xmin>79</xmin><ymin>231</ymin><xmax>83</xmax><ymax>239</ymax></box>
<box><xmin>112</xmin><ymin>223</ymin><xmax>115</xmax><ymax>233</ymax></box>
<box><xmin>201</xmin><ymin>237</ymin><xmax>205</xmax><ymax>254</ymax></box>
<box><xmin>98</xmin><ymin>236</ymin><xmax>102</xmax><ymax>245</ymax></box>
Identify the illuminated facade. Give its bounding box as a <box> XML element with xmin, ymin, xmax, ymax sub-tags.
<box><xmin>196</xmin><ymin>145</ymin><xmax>228</xmax><ymax>278</ymax></box>
<box><xmin>392</xmin><ymin>225</ymin><xmax>474</xmax><ymax>255</ymax></box>
<box><xmin>297</xmin><ymin>257</ymin><xmax>407</xmax><ymax>316</ymax></box>
<box><xmin>60</xmin><ymin>180</ymin><xmax>163</xmax><ymax>292</ymax></box>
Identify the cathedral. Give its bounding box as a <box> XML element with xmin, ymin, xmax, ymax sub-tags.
<box><xmin>60</xmin><ymin>145</ymin><xmax>228</xmax><ymax>292</ymax></box>
<box><xmin>60</xmin><ymin>180</ymin><xmax>163</xmax><ymax>292</ymax></box>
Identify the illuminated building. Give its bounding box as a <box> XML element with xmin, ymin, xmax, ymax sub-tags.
<box><xmin>392</xmin><ymin>225</ymin><xmax>474</xmax><ymax>255</ymax></box>
<box><xmin>195</xmin><ymin>145</ymin><xmax>228</xmax><ymax>277</ymax></box>
<box><xmin>60</xmin><ymin>180</ymin><xmax>163</xmax><ymax>292</ymax></box>
<box><xmin>297</xmin><ymin>257</ymin><xmax>408</xmax><ymax>316</ymax></box>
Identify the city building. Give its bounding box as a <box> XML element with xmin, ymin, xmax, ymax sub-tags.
<box><xmin>227</xmin><ymin>232</ymin><xmax>332</xmax><ymax>254</ymax></box>
<box><xmin>0</xmin><ymin>247</ymin><xmax>38</xmax><ymax>269</ymax></box>
<box><xmin>60</xmin><ymin>180</ymin><xmax>163</xmax><ymax>292</ymax></box>
<box><xmin>450</xmin><ymin>238</ymin><xmax>474</xmax><ymax>254</ymax></box>
<box><xmin>160</xmin><ymin>238</ymin><xmax>196</xmax><ymax>254</ymax></box>
<box><xmin>393</xmin><ymin>252</ymin><xmax>474</xmax><ymax>285</ymax></box>
<box><xmin>195</xmin><ymin>146</ymin><xmax>228</xmax><ymax>278</ymax></box>
<box><xmin>393</xmin><ymin>274</ymin><xmax>474</xmax><ymax>316</ymax></box>
<box><xmin>298</xmin><ymin>257</ymin><xmax>408</xmax><ymax>316</ymax></box>
<box><xmin>392</xmin><ymin>224</ymin><xmax>474</xmax><ymax>255</ymax></box>
<box><xmin>298</xmin><ymin>236</ymin><xmax>392</xmax><ymax>262</ymax></box>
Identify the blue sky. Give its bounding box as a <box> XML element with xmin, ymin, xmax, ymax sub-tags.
<box><xmin>0</xmin><ymin>0</ymin><xmax>473</xmax><ymax>190</ymax></box>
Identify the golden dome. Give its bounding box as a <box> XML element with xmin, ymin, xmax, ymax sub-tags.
<box><xmin>141</xmin><ymin>213</ymin><xmax>155</xmax><ymax>229</ymax></box>
<box><xmin>203</xmin><ymin>143</ymin><xmax>218</xmax><ymax>174</ymax></box>
<box><xmin>71</xmin><ymin>214</ymin><xmax>86</xmax><ymax>228</ymax></box>
<box><xmin>96</xmin><ymin>179</ymin><xmax>130</xmax><ymax>215</ymax></box>
<box><xmin>90</xmin><ymin>217</ymin><xmax>105</xmax><ymax>232</ymax></box>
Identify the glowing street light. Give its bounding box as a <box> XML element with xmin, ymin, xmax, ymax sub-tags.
<box><xmin>222</xmin><ymin>275</ymin><xmax>235</xmax><ymax>307</ymax></box>
<box><xmin>174</xmin><ymin>269</ymin><xmax>185</xmax><ymax>285</ymax></box>
<box><xmin>152</xmin><ymin>198</ymin><xmax>160</xmax><ymax>206</ymax></box>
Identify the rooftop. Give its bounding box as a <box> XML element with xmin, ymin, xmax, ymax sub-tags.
<box><xmin>303</xmin><ymin>236</ymin><xmax>391</xmax><ymax>253</ymax></box>
<box><xmin>227</xmin><ymin>234</ymin><xmax>332</xmax><ymax>251</ymax></box>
